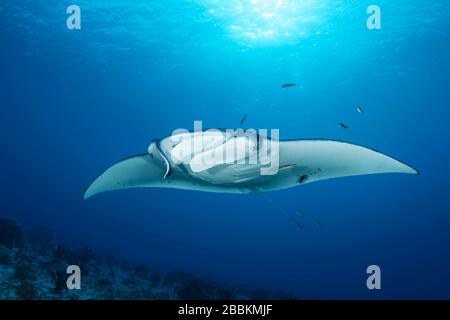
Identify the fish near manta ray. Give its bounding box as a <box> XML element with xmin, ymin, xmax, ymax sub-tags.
<box><xmin>83</xmin><ymin>128</ymin><xmax>418</xmax><ymax>199</ymax></box>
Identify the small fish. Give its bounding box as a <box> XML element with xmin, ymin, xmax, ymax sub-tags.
<box><xmin>314</xmin><ymin>221</ymin><xmax>322</xmax><ymax>228</ymax></box>
<box><xmin>338</xmin><ymin>123</ymin><xmax>349</xmax><ymax>129</ymax></box>
<box><xmin>289</xmin><ymin>216</ymin><xmax>304</xmax><ymax>230</ymax></box>
<box><xmin>281</xmin><ymin>83</ymin><xmax>296</xmax><ymax>88</ymax></box>
<box><xmin>356</xmin><ymin>106</ymin><xmax>363</xmax><ymax>113</ymax></box>
<box><xmin>295</xmin><ymin>210</ymin><xmax>304</xmax><ymax>216</ymax></box>
<box><xmin>280</xmin><ymin>163</ymin><xmax>296</xmax><ymax>170</ymax></box>
<box><xmin>240</xmin><ymin>114</ymin><xmax>248</xmax><ymax>126</ymax></box>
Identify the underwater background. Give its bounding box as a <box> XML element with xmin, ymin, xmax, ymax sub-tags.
<box><xmin>1</xmin><ymin>0</ymin><xmax>450</xmax><ymax>299</ymax></box>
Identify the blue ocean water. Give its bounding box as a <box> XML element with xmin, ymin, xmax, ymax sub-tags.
<box><xmin>1</xmin><ymin>0</ymin><xmax>449</xmax><ymax>299</ymax></box>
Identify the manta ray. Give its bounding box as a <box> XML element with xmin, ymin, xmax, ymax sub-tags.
<box><xmin>84</xmin><ymin>129</ymin><xmax>418</xmax><ymax>199</ymax></box>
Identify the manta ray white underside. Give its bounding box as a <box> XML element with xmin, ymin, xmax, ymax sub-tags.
<box><xmin>84</xmin><ymin>130</ymin><xmax>418</xmax><ymax>199</ymax></box>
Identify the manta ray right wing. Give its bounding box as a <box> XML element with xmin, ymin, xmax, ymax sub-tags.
<box><xmin>278</xmin><ymin>139</ymin><xmax>418</xmax><ymax>184</ymax></box>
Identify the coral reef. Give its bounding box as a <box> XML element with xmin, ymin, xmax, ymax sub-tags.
<box><xmin>0</xmin><ymin>217</ymin><xmax>24</xmax><ymax>249</ymax></box>
<box><xmin>0</xmin><ymin>218</ymin><xmax>296</xmax><ymax>300</ymax></box>
<box><xmin>26</xmin><ymin>227</ymin><xmax>54</xmax><ymax>248</ymax></box>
